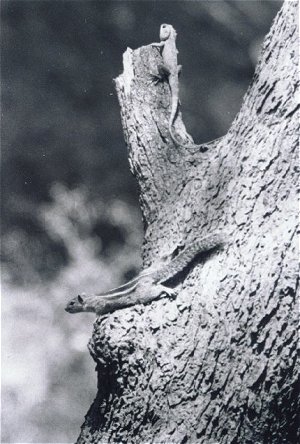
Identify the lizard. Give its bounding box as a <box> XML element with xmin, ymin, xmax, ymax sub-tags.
<box><xmin>65</xmin><ymin>232</ymin><xmax>225</xmax><ymax>316</ymax></box>
<box><xmin>151</xmin><ymin>24</ymin><xmax>222</xmax><ymax>151</ymax></box>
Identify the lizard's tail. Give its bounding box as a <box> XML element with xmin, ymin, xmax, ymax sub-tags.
<box><xmin>168</xmin><ymin>94</ymin><xmax>202</xmax><ymax>149</ymax></box>
<box><xmin>154</xmin><ymin>232</ymin><xmax>226</xmax><ymax>283</ymax></box>
<box><xmin>169</xmin><ymin>122</ymin><xmax>223</xmax><ymax>151</ymax></box>
<box><xmin>169</xmin><ymin>121</ymin><xmax>186</xmax><ymax>147</ymax></box>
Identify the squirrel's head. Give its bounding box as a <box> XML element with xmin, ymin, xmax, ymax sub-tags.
<box><xmin>160</xmin><ymin>24</ymin><xmax>176</xmax><ymax>41</ymax></box>
<box><xmin>65</xmin><ymin>294</ymin><xmax>87</xmax><ymax>313</ymax></box>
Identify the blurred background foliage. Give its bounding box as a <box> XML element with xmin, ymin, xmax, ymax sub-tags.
<box><xmin>1</xmin><ymin>1</ymin><xmax>282</xmax><ymax>442</ymax></box>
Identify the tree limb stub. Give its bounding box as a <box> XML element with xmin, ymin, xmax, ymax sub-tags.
<box><xmin>77</xmin><ymin>3</ymin><xmax>299</xmax><ymax>443</ymax></box>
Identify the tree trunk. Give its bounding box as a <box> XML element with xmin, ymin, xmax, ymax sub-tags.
<box><xmin>77</xmin><ymin>2</ymin><xmax>299</xmax><ymax>443</ymax></box>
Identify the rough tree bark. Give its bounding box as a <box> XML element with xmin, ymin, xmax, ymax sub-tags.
<box><xmin>77</xmin><ymin>2</ymin><xmax>298</xmax><ymax>443</ymax></box>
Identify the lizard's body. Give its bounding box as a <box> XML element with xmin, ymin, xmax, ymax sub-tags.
<box><xmin>152</xmin><ymin>24</ymin><xmax>221</xmax><ymax>150</ymax></box>
<box><xmin>65</xmin><ymin>232</ymin><xmax>224</xmax><ymax>316</ymax></box>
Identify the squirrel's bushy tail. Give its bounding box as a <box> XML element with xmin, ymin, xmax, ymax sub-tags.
<box><xmin>155</xmin><ymin>232</ymin><xmax>225</xmax><ymax>283</ymax></box>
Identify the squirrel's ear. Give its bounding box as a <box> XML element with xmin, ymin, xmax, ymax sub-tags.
<box><xmin>77</xmin><ymin>295</ymin><xmax>84</xmax><ymax>304</ymax></box>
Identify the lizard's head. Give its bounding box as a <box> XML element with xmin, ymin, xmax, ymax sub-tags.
<box><xmin>65</xmin><ymin>294</ymin><xmax>87</xmax><ymax>314</ymax></box>
<box><xmin>160</xmin><ymin>24</ymin><xmax>176</xmax><ymax>41</ymax></box>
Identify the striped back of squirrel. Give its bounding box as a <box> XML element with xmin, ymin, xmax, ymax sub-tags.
<box><xmin>94</xmin><ymin>268</ymin><xmax>155</xmax><ymax>297</ymax></box>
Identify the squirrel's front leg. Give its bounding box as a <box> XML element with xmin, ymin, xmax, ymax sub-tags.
<box><xmin>155</xmin><ymin>284</ymin><xmax>177</xmax><ymax>299</ymax></box>
<box><xmin>135</xmin><ymin>283</ymin><xmax>177</xmax><ymax>305</ymax></box>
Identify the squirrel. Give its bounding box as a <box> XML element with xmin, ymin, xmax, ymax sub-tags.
<box><xmin>65</xmin><ymin>232</ymin><xmax>225</xmax><ymax>316</ymax></box>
